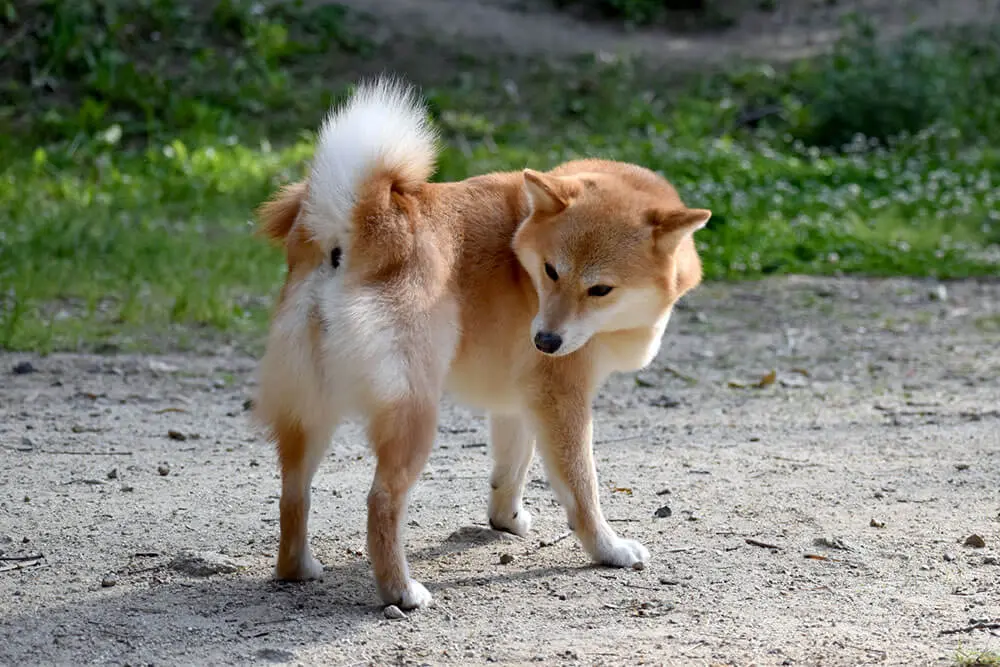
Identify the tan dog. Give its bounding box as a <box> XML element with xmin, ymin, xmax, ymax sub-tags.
<box><xmin>253</xmin><ymin>77</ymin><xmax>709</xmax><ymax>609</ymax></box>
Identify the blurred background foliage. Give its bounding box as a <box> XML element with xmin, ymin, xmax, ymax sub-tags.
<box><xmin>1</xmin><ymin>0</ymin><xmax>998</xmax><ymax>351</ymax></box>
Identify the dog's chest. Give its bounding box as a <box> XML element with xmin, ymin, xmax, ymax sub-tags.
<box><xmin>594</xmin><ymin>323</ymin><xmax>669</xmax><ymax>376</ymax></box>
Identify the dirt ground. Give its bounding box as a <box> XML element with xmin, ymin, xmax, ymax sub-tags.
<box><xmin>341</xmin><ymin>0</ymin><xmax>1000</xmax><ymax>73</ymax></box>
<box><xmin>3</xmin><ymin>1</ymin><xmax>1000</xmax><ymax>664</ymax></box>
<box><xmin>2</xmin><ymin>276</ymin><xmax>999</xmax><ymax>666</ymax></box>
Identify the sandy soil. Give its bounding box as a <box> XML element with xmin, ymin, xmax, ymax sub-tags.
<box><xmin>2</xmin><ymin>276</ymin><xmax>999</xmax><ymax>666</ymax></box>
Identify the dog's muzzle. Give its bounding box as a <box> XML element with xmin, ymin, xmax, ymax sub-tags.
<box><xmin>533</xmin><ymin>331</ymin><xmax>562</xmax><ymax>354</ymax></box>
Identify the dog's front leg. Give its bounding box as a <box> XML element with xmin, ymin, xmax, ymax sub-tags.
<box><xmin>366</xmin><ymin>397</ymin><xmax>438</xmax><ymax>609</ymax></box>
<box><xmin>530</xmin><ymin>392</ymin><xmax>649</xmax><ymax>568</ymax></box>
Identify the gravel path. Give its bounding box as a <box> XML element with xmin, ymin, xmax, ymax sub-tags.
<box><xmin>2</xmin><ymin>276</ymin><xmax>998</xmax><ymax>665</ymax></box>
<box><xmin>337</xmin><ymin>0</ymin><xmax>999</xmax><ymax>71</ymax></box>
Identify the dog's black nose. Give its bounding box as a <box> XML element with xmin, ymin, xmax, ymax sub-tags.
<box><xmin>534</xmin><ymin>331</ymin><xmax>562</xmax><ymax>354</ymax></box>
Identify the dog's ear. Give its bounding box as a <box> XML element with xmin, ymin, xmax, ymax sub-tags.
<box><xmin>647</xmin><ymin>207</ymin><xmax>711</xmax><ymax>252</ymax></box>
<box><xmin>522</xmin><ymin>169</ymin><xmax>581</xmax><ymax>216</ymax></box>
<box><xmin>256</xmin><ymin>181</ymin><xmax>308</xmax><ymax>243</ymax></box>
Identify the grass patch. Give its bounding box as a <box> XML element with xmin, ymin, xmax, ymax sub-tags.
<box><xmin>956</xmin><ymin>649</ymin><xmax>1000</xmax><ymax>667</ymax></box>
<box><xmin>974</xmin><ymin>315</ymin><xmax>1000</xmax><ymax>333</ymax></box>
<box><xmin>1</xmin><ymin>1</ymin><xmax>998</xmax><ymax>352</ymax></box>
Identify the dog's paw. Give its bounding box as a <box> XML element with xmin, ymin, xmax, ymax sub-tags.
<box><xmin>275</xmin><ymin>553</ymin><xmax>325</xmax><ymax>581</ymax></box>
<box><xmin>488</xmin><ymin>505</ymin><xmax>533</xmax><ymax>537</ymax></box>
<box><xmin>593</xmin><ymin>536</ymin><xmax>650</xmax><ymax>568</ymax></box>
<box><xmin>386</xmin><ymin>579</ymin><xmax>433</xmax><ymax>611</ymax></box>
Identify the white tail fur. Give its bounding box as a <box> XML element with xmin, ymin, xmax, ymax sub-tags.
<box><xmin>304</xmin><ymin>76</ymin><xmax>438</xmax><ymax>243</ymax></box>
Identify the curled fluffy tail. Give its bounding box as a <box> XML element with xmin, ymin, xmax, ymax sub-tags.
<box><xmin>304</xmin><ymin>77</ymin><xmax>438</xmax><ymax>252</ymax></box>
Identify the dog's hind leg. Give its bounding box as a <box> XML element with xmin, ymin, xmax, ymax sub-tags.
<box><xmin>366</xmin><ymin>394</ymin><xmax>439</xmax><ymax>609</ymax></box>
<box><xmin>274</xmin><ymin>417</ymin><xmax>336</xmax><ymax>581</ymax></box>
<box><xmin>487</xmin><ymin>414</ymin><xmax>535</xmax><ymax>537</ymax></box>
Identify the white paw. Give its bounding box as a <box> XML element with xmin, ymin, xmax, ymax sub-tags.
<box><xmin>488</xmin><ymin>504</ymin><xmax>533</xmax><ymax>537</ymax></box>
<box><xmin>593</xmin><ymin>536</ymin><xmax>650</xmax><ymax>568</ymax></box>
<box><xmin>275</xmin><ymin>552</ymin><xmax>325</xmax><ymax>581</ymax></box>
<box><xmin>394</xmin><ymin>579</ymin><xmax>433</xmax><ymax>610</ymax></box>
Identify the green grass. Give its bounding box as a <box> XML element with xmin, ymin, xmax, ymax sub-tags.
<box><xmin>956</xmin><ymin>649</ymin><xmax>1000</xmax><ymax>667</ymax></box>
<box><xmin>1</xmin><ymin>1</ymin><xmax>998</xmax><ymax>352</ymax></box>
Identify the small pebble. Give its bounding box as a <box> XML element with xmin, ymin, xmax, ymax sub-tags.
<box><xmin>651</xmin><ymin>395</ymin><xmax>681</xmax><ymax>409</ymax></box>
<box><xmin>631</xmin><ymin>561</ymin><xmax>645</xmax><ymax>571</ymax></box>
<box><xmin>167</xmin><ymin>430</ymin><xmax>186</xmax><ymax>441</ymax></box>
<box><xmin>654</xmin><ymin>505</ymin><xmax>672</xmax><ymax>519</ymax></box>
<box><xmin>383</xmin><ymin>605</ymin><xmax>406</xmax><ymax>620</ymax></box>
<box><xmin>107</xmin><ymin>468</ymin><xmax>118</xmax><ymax>480</ymax></box>
<box><xmin>499</xmin><ymin>553</ymin><xmax>515</xmax><ymax>565</ymax></box>
<box><xmin>943</xmin><ymin>552</ymin><xmax>956</xmax><ymax>562</ymax></box>
<box><xmin>256</xmin><ymin>648</ymin><xmax>296</xmax><ymax>663</ymax></box>
<box><xmin>964</xmin><ymin>534</ymin><xmax>986</xmax><ymax>548</ymax></box>
<box><xmin>983</xmin><ymin>556</ymin><xmax>998</xmax><ymax>566</ymax></box>
<box><xmin>157</xmin><ymin>464</ymin><xmax>170</xmax><ymax>477</ymax></box>
<box><xmin>929</xmin><ymin>284</ymin><xmax>948</xmax><ymax>301</ymax></box>
<box><xmin>120</xmin><ymin>485</ymin><xmax>134</xmax><ymax>492</ymax></box>
<box><xmin>12</xmin><ymin>361</ymin><xmax>36</xmax><ymax>375</ymax></box>
<box><xmin>148</xmin><ymin>360</ymin><xmax>178</xmax><ymax>373</ymax></box>
<box><xmin>955</xmin><ymin>463</ymin><xmax>970</xmax><ymax>471</ymax></box>
<box><xmin>20</xmin><ymin>436</ymin><xmax>33</xmax><ymax>449</ymax></box>
<box><xmin>813</xmin><ymin>536</ymin><xmax>852</xmax><ymax>551</ymax></box>
<box><xmin>101</xmin><ymin>576</ymin><xmax>117</xmax><ymax>588</ymax></box>
<box><xmin>869</xmin><ymin>518</ymin><xmax>885</xmax><ymax>528</ymax></box>
<box><xmin>169</xmin><ymin>551</ymin><xmax>244</xmax><ymax>576</ymax></box>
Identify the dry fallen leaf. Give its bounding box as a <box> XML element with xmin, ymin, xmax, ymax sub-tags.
<box><xmin>728</xmin><ymin>370</ymin><xmax>779</xmax><ymax>390</ymax></box>
<box><xmin>757</xmin><ymin>370</ymin><xmax>777</xmax><ymax>388</ymax></box>
<box><xmin>613</xmin><ymin>487</ymin><xmax>633</xmax><ymax>496</ymax></box>
<box><xmin>803</xmin><ymin>553</ymin><xmax>842</xmax><ymax>562</ymax></box>
<box><xmin>964</xmin><ymin>533</ymin><xmax>986</xmax><ymax>548</ymax></box>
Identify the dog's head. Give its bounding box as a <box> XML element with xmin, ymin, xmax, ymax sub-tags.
<box><xmin>512</xmin><ymin>160</ymin><xmax>709</xmax><ymax>357</ymax></box>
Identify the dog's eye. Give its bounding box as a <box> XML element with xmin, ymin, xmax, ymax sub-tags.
<box><xmin>587</xmin><ymin>285</ymin><xmax>614</xmax><ymax>297</ymax></box>
<box><xmin>544</xmin><ymin>263</ymin><xmax>559</xmax><ymax>281</ymax></box>
<box><xmin>330</xmin><ymin>246</ymin><xmax>342</xmax><ymax>269</ymax></box>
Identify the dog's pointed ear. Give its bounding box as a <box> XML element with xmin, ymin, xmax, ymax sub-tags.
<box><xmin>647</xmin><ymin>207</ymin><xmax>711</xmax><ymax>251</ymax></box>
<box><xmin>256</xmin><ymin>181</ymin><xmax>308</xmax><ymax>243</ymax></box>
<box><xmin>523</xmin><ymin>169</ymin><xmax>580</xmax><ymax>216</ymax></box>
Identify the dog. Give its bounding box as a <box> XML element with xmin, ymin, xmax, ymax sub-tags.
<box><xmin>252</xmin><ymin>77</ymin><xmax>710</xmax><ymax>610</ymax></box>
